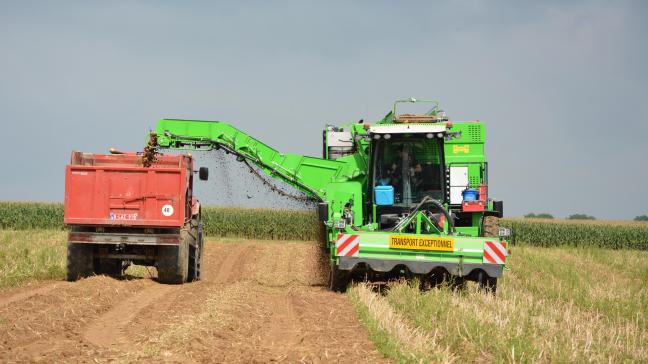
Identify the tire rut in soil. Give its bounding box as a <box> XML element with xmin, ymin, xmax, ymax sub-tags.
<box><xmin>211</xmin><ymin>243</ymin><xmax>256</xmax><ymax>283</ymax></box>
<box><xmin>83</xmin><ymin>283</ymin><xmax>174</xmax><ymax>347</ymax></box>
<box><xmin>0</xmin><ymin>241</ymin><xmax>387</xmax><ymax>363</ymax></box>
<box><xmin>257</xmin><ymin>289</ymin><xmax>302</xmax><ymax>361</ymax></box>
<box><xmin>0</xmin><ymin>282</ymin><xmax>60</xmax><ymax>308</ymax></box>
<box><xmin>0</xmin><ymin>276</ymin><xmax>146</xmax><ymax>362</ymax></box>
<box><xmin>114</xmin><ymin>244</ymin><xmax>261</xmax><ymax>348</ymax></box>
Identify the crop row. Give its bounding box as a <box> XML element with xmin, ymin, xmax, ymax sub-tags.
<box><xmin>0</xmin><ymin>202</ymin><xmax>321</xmax><ymax>241</ymax></box>
<box><xmin>501</xmin><ymin>219</ymin><xmax>648</xmax><ymax>250</ymax></box>
<box><xmin>0</xmin><ymin>202</ymin><xmax>64</xmax><ymax>230</ymax></box>
<box><xmin>1</xmin><ymin>202</ymin><xmax>646</xmax><ymax>249</ymax></box>
<box><xmin>200</xmin><ymin>207</ymin><xmax>321</xmax><ymax>241</ymax></box>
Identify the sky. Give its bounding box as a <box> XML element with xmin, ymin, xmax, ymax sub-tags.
<box><xmin>1</xmin><ymin>0</ymin><xmax>646</xmax><ymax>219</ymax></box>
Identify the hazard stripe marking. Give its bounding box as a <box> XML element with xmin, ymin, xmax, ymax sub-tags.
<box><xmin>483</xmin><ymin>249</ymin><xmax>497</xmax><ymax>264</ymax></box>
<box><xmin>338</xmin><ymin>236</ymin><xmax>358</xmax><ymax>256</ymax></box>
<box><xmin>483</xmin><ymin>241</ymin><xmax>507</xmax><ymax>264</ymax></box>
<box><xmin>337</xmin><ymin>235</ymin><xmax>356</xmax><ymax>255</ymax></box>
<box><xmin>346</xmin><ymin>244</ymin><xmax>359</xmax><ymax>257</ymax></box>
<box><xmin>336</xmin><ymin>234</ymin><xmax>359</xmax><ymax>257</ymax></box>
<box><xmin>484</xmin><ymin>244</ymin><xmax>503</xmax><ymax>263</ymax></box>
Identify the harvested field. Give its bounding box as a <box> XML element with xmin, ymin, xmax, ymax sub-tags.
<box><xmin>350</xmin><ymin>245</ymin><xmax>648</xmax><ymax>363</ymax></box>
<box><xmin>0</xmin><ymin>239</ymin><xmax>385</xmax><ymax>363</ymax></box>
<box><xmin>1</xmin><ymin>232</ymin><xmax>647</xmax><ymax>363</ymax></box>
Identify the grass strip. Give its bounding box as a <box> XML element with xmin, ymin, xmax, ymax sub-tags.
<box><xmin>348</xmin><ymin>283</ymin><xmax>455</xmax><ymax>363</ymax></box>
<box><xmin>350</xmin><ymin>245</ymin><xmax>648</xmax><ymax>362</ymax></box>
<box><xmin>0</xmin><ymin>230</ymin><xmax>67</xmax><ymax>288</ymax></box>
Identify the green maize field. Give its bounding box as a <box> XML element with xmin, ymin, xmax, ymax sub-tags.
<box><xmin>0</xmin><ymin>202</ymin><xmax>321</xmax><ymax>241</ymax></box>
<box><xmin>0</xmin><ymin>202</ymin><xmax>64</xmax><ymax>230</ymax></box>
<box><xmin>1</xmin><ymin>202</ymin><xmax>647</xmax><ymax>250</ymax></box>
<box><xmin>200</xmin><ymin>206</ymin><xmax>321</xmax><ymax>241</ymax></box>
<box><xmin>501</xmin><ymin>218</ymin><xmax>648</xmax><ymax>250</ymax></box>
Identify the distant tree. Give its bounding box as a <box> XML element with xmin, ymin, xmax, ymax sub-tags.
<box><xmin>567</xmin><ymin>214</ymin><xmax>596</xmax><ymax>220</ymax></box>
<box><xmin>635</xmin><ymin>215</ymin><xmax>648</xmax><ymax>222</ymax></box>
<box><xmin>535</xmin><ymin>213</ymin><xmax>554</xmax><ymax>219</ymax></box>
<box><xmin>524</xmin><ymin>213</ymin><xmax>554</xmax><ymax>219</ymax></box>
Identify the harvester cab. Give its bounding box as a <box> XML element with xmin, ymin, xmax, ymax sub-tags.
<box><xmin>368</xmin><ymin>99</ymin><xmax>452</xmax><ymax>231</ymax></box>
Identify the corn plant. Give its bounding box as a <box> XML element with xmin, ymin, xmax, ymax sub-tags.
<box><xmin>501</xmin><ymin>218</ymin><xmax>648</xmax><ymax>250</ymax></box>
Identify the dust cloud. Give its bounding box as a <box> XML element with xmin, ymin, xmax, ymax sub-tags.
<box><xmin>190</xmin><ymin>150</ymin><xmax>316</xmax><ymax>210</ymax></box>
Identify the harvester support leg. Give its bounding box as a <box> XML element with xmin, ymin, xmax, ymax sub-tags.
<box><xmin>329</xmin><ymin>263</ymin><xmax>350</xmax><ymax>293</ymax></box>
<box><xmin>476</xmin><ymin>270</ymin><xmax>497</xmax><ymax>295</ymax></box>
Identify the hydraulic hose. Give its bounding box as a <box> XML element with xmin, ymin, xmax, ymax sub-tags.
<box><xmin>391</xmin><ymin>195</ymin><xmax>455</xmax><ymax>235</ymax></box>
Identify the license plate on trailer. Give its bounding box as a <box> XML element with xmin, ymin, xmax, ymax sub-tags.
<box><xmin>389</xmin><ymin>235</ymin><xmax>455</xmax><ymax>252</ymax></box>
<box><xmin>109</xmin><ymin>212</ymin><xmax>138</xmax><ymax>220</ymax></box>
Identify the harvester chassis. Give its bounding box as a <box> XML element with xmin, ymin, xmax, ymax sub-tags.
<box><xmin>151</xmin><ymin>99</ymin><xmax>509</xmax><ymax>293</ymax></box>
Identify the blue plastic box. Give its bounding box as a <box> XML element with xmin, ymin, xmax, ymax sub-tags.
<box><xmin>462</xmin><ymin>189</ymin><xmax>479</xmax><ymax>201</ymax></box>
<box><xmin>374</xmin><ymin>185</ymin><xmax>395</xmax><ymax>205</ymax></box>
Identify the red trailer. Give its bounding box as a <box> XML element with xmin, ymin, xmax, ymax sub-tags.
<box><xmin>64</xmin><ymin>151</ymin><xmax>207</xmax><ymax>284</ymax></box>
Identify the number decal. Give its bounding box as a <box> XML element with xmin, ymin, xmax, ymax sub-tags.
<box><xmin>162</xmin><ymin>204</ymin><xmax>174</xmax><ymax>217</ymax></box>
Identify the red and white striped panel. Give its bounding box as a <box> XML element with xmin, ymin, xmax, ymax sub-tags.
<box><xmin>336</xmin><ymin>234</ymin><xmax>359</xmax><ymax>257</ymax></box>
<box><xmin>483</xmin><ymin>241</ymin><xmax>507</xmax><ymax>264</ymax></box>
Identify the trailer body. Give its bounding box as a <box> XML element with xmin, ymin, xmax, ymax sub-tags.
<box><xmin>64</xmin><ymin>151</ymin><xmax>204</xmax><ymax>284</ymax></box>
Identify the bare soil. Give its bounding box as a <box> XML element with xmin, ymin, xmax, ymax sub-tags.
<box><xmin>0</xmin><ymin>240</ymin><xmax>386</xmax><ymax>363</ymax></box>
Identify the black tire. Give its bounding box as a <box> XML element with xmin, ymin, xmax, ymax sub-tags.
<box><xmin>448</xmin><ymin>275</ymin><xmax>466</xmax><ymax>292</ymax></box>
<box><xmin>476</xmin><ymin>270</ymin><xmax>497</xmax><ymax>295</ymax></box>
<box><xmin>197</xmin><ymin>225</ymin><xmax>204</xmax><ymax>279</ymax></box>
<box><xmin>329</xmin><ymin>263</ymin><xmax>350</xmax><ymax>293</ymax></box>
<box><xmin>188</xmin><ymin>221</ymin><xmax>203</xmax><ymax>282</ymax></box>
<box><xmin>482</xmin><ymin>216</ymin><xmax>500</xmax><ymax>237</ymax></box>
<box><xmin>157</xmin><ymin>234</ymin><xmax>189</xmax><ymax>284</ymax></box>
<box><xmin>66</xmin><ymin>243</ymin><xmax>94</xmax><ymax>281</ymax></box>
<box><xmin>94</xmin><ymin>258</ymin><xmax>124</xmax><ymax>278</ymax></box>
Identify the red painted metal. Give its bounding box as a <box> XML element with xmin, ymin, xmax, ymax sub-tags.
<box><xmin>64</xmin><ymin>151</ymin><xmax>194</xmax><ymax>228</ymax></box>
<box><xmin>462</xmin><ymin>183</ymin><xmax>488</xmax><ymax>212</ymax></box>
<box><xmin>461</xmin><ymin>200</ymin><xmax>486</xmax><ymax>212</ymax></box>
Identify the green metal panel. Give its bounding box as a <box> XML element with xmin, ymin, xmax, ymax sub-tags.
<box><xmin>323</xmin><ymin>181</ymin><xmax>363</xmax><ymax>225</ymax></box>
<box><xmin>444</xmin><ymin>122</ymin><xmax>486</xmax><ymax>163</ymax></box>
<box><xmin>346</xmin><ymin>230</ymin><xmax>508</xmax><ymax>266</ymax></box>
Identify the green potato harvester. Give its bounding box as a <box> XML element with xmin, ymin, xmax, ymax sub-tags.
<box><xmin>152</xmin><ymin>98</ymin><xmax>510</xmax><ymax>293</ymax></box>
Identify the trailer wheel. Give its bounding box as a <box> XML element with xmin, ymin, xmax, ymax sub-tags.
<box><xmin>66</xmin><ymin>243</ymin><xmax>94</xmax><ymax>281</ymax></box>
<box><xmin>188</xmin><ymin>221</ymin><xmax>203</xmax><ymax>282</ymax></box>
<box><xmin>157</xmin><ymin>237</ymin><xmax>189</xmax><ymax>284</ymax></box>
<box><xmin>482</xmin><ymin>216</ymin><xmax>500</xmax><ymax>237</ymax></box>
<box><xmin>329</xmin><ymin>263</ymin><xmax>350</xmax><ymax>293</ymax></box>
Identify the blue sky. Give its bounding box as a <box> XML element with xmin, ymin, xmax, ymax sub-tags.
<box><xmin>1</xmin><ymin>1</ymin><xmax>646</xmax><ymax>219</ymax></box>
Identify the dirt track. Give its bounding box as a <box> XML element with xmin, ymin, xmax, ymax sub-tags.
<box><xmin>0</xmin><ymin>240</ymin><xmax>386</xmax><ymax>363</ymax></box>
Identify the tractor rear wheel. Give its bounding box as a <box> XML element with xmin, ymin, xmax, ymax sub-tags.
<box><xmin>157</xmin><ymin>236</ymin><xmax>189</xmax><ymax>284</ymax></box>
<box><xmin>188</xmin><ymin>221</ymin><xmax>203</xmax><ymax>282</ymax></box>
<box><xmin>66</xmin><ymin>243</ymin><xmax>94</xmax><ymax>281</ymax></box>
<box><xmin>482</xmin><ymin>216</ymin><xmax>500</xmax><ymax>237</ymax></box>
<box><xmin>329</xmin><ymin>263</ymin><xmax>350</xmax><ymax>293</ymax></box>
